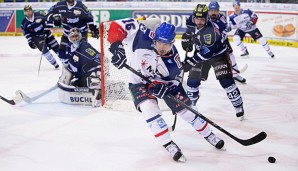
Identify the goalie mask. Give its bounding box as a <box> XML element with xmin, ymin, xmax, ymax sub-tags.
<box><xmin>68</xmin><ymin>28</ymin><xmax>82</xmax><ymax>48</ymax></box>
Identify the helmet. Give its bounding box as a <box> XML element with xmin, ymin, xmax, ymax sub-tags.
<box><xmin>24</xmin><ymin>5</ymin><xmax>32</xmax><ymax>11</ymax></box>
<box><xmin>208</xmin><ymin>1</ymin><xmax>220</xmax><ymax>10</ymax></box>
<box><xmin>233</xmin><ymin>0</ymin><xmax>240</xmax><ymax>6</ymax></box>
<box><xmin>154</xmin><ymin>22</ymin><xmax>176</xmax><ymax>44</ymax></box>
<box><xmin>193</xmin><ymin>4</ymin><xmax>208</xmax><ymax>19</ymax></box>
<box><xmin>68</xmin><ymin>28</ymin><xmax>82</xmax><ymax>48</ymax></box>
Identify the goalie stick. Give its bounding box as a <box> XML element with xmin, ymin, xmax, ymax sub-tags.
<box><xmin>0</xmin><ymin>84</ymin><xmax>58</xmax><ymax>105</ymax></box>
<box><xmin>16</xmin><ymin>84</ymin><xmax>58</xmax><ymax>104</ymax></box>
<box><xmin>123</xmin><ymin>63</ymin><xmax>267</xmax><ymax>146</ymax></box>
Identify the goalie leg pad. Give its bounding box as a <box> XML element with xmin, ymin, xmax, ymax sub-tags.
<box><xmin>58</xmin><ymin>82</ymin><xmax>94</xmax><ymax>106</ymax></box>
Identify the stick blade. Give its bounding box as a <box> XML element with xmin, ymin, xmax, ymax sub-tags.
<box><xmin>240</xmin><ymin>131</ymin><xmax>267</xmax><ymax>146</ymax></box>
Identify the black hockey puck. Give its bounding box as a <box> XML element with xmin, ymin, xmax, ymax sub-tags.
<box><xmin>268</xmin><ymin>156</ymin><xmax>276</xmax><ymax>163</ymax></box>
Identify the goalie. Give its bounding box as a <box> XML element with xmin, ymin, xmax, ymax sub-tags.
<box><xmin>58</xmin><ymin>28</ymin><xmax>101</xmax><ymax>107</ymax></box>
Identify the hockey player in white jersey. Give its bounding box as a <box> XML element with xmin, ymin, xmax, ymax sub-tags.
<box><xmin>107</xmin><ymin>18</ymin><xmax>225</xmax><ymax>162</ymax></box>
<box><xmin>229</xmin><ymin>0</ymin><xmax>274</xmax><ymax>58</ymax></box>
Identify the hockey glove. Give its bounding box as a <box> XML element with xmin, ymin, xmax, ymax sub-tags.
<box><xmin>89</xmin><ymin>24</ymin><xmax>99</xmax><ymax>39</ymax></box>
<box><xmin>28</xmin><ymin>41</ymin><xmax>37</xmax><ymax>49</ymax></box>
<box><xmin>181</xmin><ymin>33</ymin><xmax>193</xmax><ymax>52</ymax></box>
<box><xmin>182</xmin><ymin>57</ymin><xmax>197</xmax><ymax>72</ymax></box>
<box><xmin>245</xmin><ymin>21</ymin><xmax>254</xmax><ymax>30</ymax></box>
<box><xmin>148</xmin><ymin>82</ymin><xmax>169</xmax><ymax>99</ymax></box>
<box><xmin>53</xmin><ymin>14</ymin><xmax>62</xmax><ymax>27</ymax></box>
<box><xmin>109</xmin><ymin>41</ymin><xmax>127</xmax><ymax>69</ymax></box>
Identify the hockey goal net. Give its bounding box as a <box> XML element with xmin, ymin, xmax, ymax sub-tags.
<box><xmin>100</xmin><ymin>17</ymin><xmax>170</xmax><ymax>111</ymax></box>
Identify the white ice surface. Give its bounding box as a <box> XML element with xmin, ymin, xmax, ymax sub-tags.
<box><xmin>0</xmin><ymin>36</ymin><xmax>298</xmax><ymax>171</ymax></box>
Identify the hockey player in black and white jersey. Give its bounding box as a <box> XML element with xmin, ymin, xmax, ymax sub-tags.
<box><xmin>58</xmin><ymin>28</ymin><xmax>101</xmax><ymax>107</ymax></box>
<box><xmin>229</xmin><ymin>0</ymin><xmax>274</xmax><ymax>58</ymax></box>
<box><xmin>181</xmin><ymin>4</ymin><xmax>245</xmax><ymax>120</ymax></box>
<box><xmin>183</xmin><ymin>1</ymin><xmax>246</xmax><ymax>106</ymax></box>
<box><xmin>107</xmin><ymin>19</ymin><xmax>225</xmax><ymax>162</ymax></box>
<box><xmin>46</xmin><ymin>0</ymin><xmax>99</xmax><ymax>66</ymax></box>
<box><xmin>21</xmin><ymin>5</ymin><xmax>59</xmax><ymax>69</ymax></box>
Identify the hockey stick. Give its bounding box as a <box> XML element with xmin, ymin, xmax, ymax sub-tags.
<box><xmin>168</xmin><ymin>52</ymin><xmax>188</xmax><ymax>132</ymax></box>
<box><xmin>232</xmin><ymin>64</ymin><xmax>248</xmax><ymax>74</ymax></box>
<box><xmin>38</xmin><ymin>36</ymin><xmax>47</xmax><ymax>75</ymax></box>
<box><xmin>123</xmin><ymin>63</ymin><xmax>267</xmax><ymax>146</ymax></box>
<box><xmin>0</xmin><ymin>95</ymin><xmax>16</xmax><ymax>105</ymax></box>
<box><xmin>15</xmin><ymin>84</ymin><xmax>58</xmax><ymax>104</ymax></box>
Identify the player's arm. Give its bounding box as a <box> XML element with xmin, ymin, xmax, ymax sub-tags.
<box><xmin>249</xmin><ymin>9</ymin><xmax>258</xmax><ymax>24</ymax></box>
<box><xmin>46</xmin><ymin>3</ymin><xmax>61</xmax><ymax>27</ymax></box>
<box><xmin>79</xmin><ymin>3</ymin><xmax>98</xmax><ymax>39</ymax></box>
<box><xmin>21</xmin><ymin>20</ymin><xmax>36</xmax><ymax>49</ymax></box>
<box><xmin>107</xmin><ymin>21</ymin><xmax>128</xmax><ymax>69</ymax></box>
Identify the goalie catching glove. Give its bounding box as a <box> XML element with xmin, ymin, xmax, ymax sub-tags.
<box><xmin>109</xmin><ymin>41</ymin><xmax>127</xmax><ymax>69</ymax></box>
<box><xmin>89</xmin><ymin>24</ymin><xmax>99</xmax><ymax>39</ymax></box>
<box><xmin>181</xmin><ymin>32</ymin><xmax>193</xmax><ymax>52</ymax></box>
<box><xmin>148</xmin><ymin>81</ymin><xmax>169</xmax><ymax>99</ymax></box>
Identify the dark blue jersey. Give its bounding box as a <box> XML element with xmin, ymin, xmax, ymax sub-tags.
<box><xmin>66</xmin><ymin>40</ymin><xmax>100</xmax><ymax>79</ymax></box>
<box><xmin>186</xmin><ymin>13</ymin><xmax>228</xmax><ymax>32</ymax></box>
<box><xmin>47</xmin><ymin>1</ymin><xmax>94</xmax><ymax>37</ymax></box>
<box><xmin>21</xmin><ymin>11</ymin><xmax>51</xmax><ymax>43</ymax></box>
<box><xmin>185</xmin><ymin>20</ymin><xmax>227</xmax><ymax>61</ymax></box>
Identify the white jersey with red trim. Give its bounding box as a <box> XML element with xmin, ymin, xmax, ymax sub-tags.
<box><xmin>107</xmin><ymin>18</ymin><xmax>183</xmax><ymax>86</ymax></box>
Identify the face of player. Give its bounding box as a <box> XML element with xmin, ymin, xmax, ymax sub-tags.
<box><xmin>208</xmin><ymin>9</ymin><xmax>219</xmax><ymax>22</ymax></box>
<box><xmin>194</xmin><ymin>17</ymin><xmax>207</xmax><ymax>29</ymax></box>
<box><xmin>24</xmin><ymin>10</ymin><xmax>33</xmax><ymax>19</ymax></box>
<box><xmin>66</xmin><ymin>0</ymin><xmax>75</xmax><ymax>5</ymax></box>
<box><xmin>233</xmin><ymin>5</ymin><xmax>241</xmax><ymax>14</ymax></box>
<box><xmin>154</xmin><ymin>40</ymin><xmax>173</xmax><ymax>56</ymax></box>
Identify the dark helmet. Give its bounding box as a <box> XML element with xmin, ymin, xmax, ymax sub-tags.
<box><xmin>24</xmin><ymin>4</ymin><xmax>32</xmax><ymax>11</ymax></box>
<box><xmin>193</xmin><ymin>4</ymin><xmax>208</xmax><ymax>19</ymax></box>
<box><xmin>208</xmin><ymin>1</ymin><xmax>220</xmax><ymax>10</ymax></box>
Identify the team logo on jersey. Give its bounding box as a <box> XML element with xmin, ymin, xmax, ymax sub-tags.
<box><xmin>73</xmin><ymin>10</ymin><xmax>81</xmax><ymax>15</ymax></box>
<box><xmin>35</xmin><ymin>19</ymin><xmax>42</xmax><ymax>23</ymax></box>
<box><xmin>203</xmin><ymin>34</ymin><xmax>212</xmax><ymax>45</ymax></box>
<box><xmin>73</xmin><ymin>55</ymin><xmax>79</xmax><ymax>62</ymax></box>
<box><xmin>141</xmin><ymin>60</ymin><xmax>148</xmax><ymax>69</ymax></box>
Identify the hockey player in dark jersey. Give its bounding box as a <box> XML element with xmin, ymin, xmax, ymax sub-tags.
<box><xmin>107</xmin><ymin>19</ymin><xmax>224</xmax><ymax>162</ymax></box>
<box><xmin>58</xmin><ymin>28</ymin><xmax>101</xmax><ymax>107</ymax></box>
<box><xmin>46</xmin><ymin>0</ymin><xmax>99</xmax><ymax>66</ymax></box>
<box><xmin>182</xmin><ymin>4</ymin><xmax>245</xmax><ymax>120</ymax></box>
<box><xmin>21</xmin><ymin>5</ymin><xmax>59</xmax><ymax>69</ymax></box>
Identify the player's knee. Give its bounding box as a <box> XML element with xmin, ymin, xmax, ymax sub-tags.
<box><xmin>219</xmin><ymin>77</ymin><xmax>235</xmax><ymax>89</ymax></box>
<box><xmin>140</xmin><ymin>99</ymin><xmax>162</xmax><ymax>119</ymax></box>
<box><xmin>233</xmin><ymin>35</ymin><xmax>241</xmax><ymax>45</ymax></box>
<box><xmin>187</xmin><ymin>78</ymin><xmax>201</xmax><ymax>88</ymax></box>
<box><xmin>177</xmin><ymin>105</ymin><xmax>198</xmax><ymax>123</ymax></box>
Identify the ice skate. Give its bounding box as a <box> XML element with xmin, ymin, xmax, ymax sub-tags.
<box><xmin>240</xmin><ymin>49</ymin><xmax>249</xmax><ymax>57</ymax></box>
<box><xmin>268</xmin><ymin>51</ymin><xmax>275</xmax><ymax>58</ymax></box>
<box><xmin>54</xmin><ymin>62</ymin><xmax>59</xmax><ymax>69</ymax></box>
<box><xmin>164</xmin><ymin>141</ymin><xmax>187</xmax><ymax>162</ymax></box>
<box><xmin>234</xmin><ymin>75</ymin><xmax>246</xmax><ymax>83</ymax></box>
<box><xmin>205</xmin><ymin>132</ymin><xmax>225</xmax><ymax>150</ymax></box>
<box><xmin>235</xmin><ymin>105</ymin><xmax>244</xmax><ymax>121</ymax></box>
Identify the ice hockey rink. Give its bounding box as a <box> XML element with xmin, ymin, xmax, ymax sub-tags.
<box><xmin>0</xmin><ymin>36</ymin><xmax>297</xmax><ymax>171</ymax></box>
